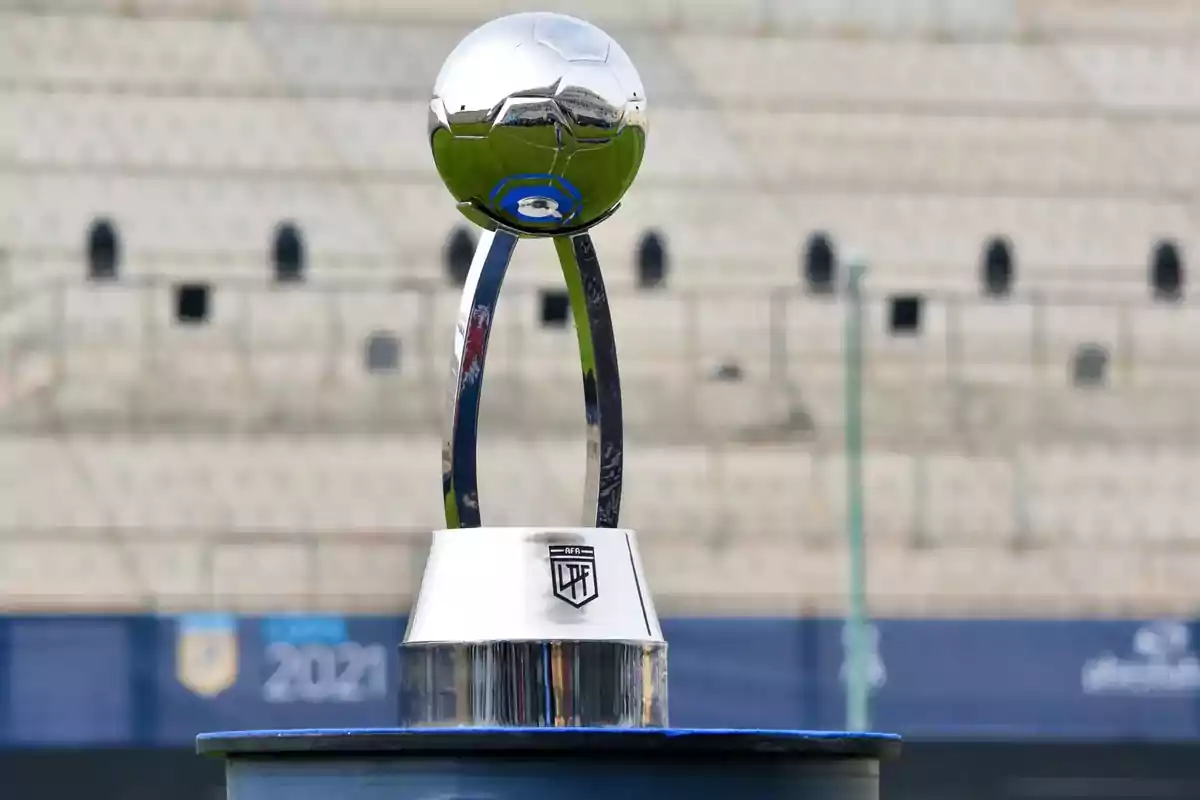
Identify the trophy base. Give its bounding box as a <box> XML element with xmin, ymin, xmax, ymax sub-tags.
<box><xmin>198</xmin><ymin>728</ymin><xmax>901</xmax><ymax>800</ymax></box>
<box><xmin>399</xmin><ymin>640</ymin><xmax>667</xmax><ymax>727</ymax></box>
<box><xmin>400</xmin><ymin>527</ymin><xmax>667</xmax><ymax>728</ymax></box>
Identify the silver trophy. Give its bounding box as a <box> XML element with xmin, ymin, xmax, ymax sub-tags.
<box><xmin>398</xmin><ymin>13</ymin><xmax>667</xmax><ymax>728</ymax></box>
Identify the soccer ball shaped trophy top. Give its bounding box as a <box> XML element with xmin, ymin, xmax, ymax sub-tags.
<box><xmin>399</xmin><ymin>12</ymin><xmax>666</xmax><ymax>729</ymax></box>
<box><xmin>429</xmin><ymin>12</ymin><xmax>646</xmax><ymax>236</ymax></box>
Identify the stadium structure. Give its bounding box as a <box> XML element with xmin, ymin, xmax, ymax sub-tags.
<box><xmin>3</xmin><ymin>0</ymin><xmax>1199</xmax><ymax>621</ymax></box>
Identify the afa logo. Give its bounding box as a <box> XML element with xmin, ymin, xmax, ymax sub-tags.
<box><xmin>175</xmin><ymin>613</ymin><xmax>239</xmax><ymax>698</ymax></box>
<box><xmin>490</xmin><ymin>174</ymin><xmax>582</xmax><ymax>228</ymax></box>
<box><xmin>549</xmin><ymin>544</ymin><xmax>599</xmax><ymax>608</ymax></box>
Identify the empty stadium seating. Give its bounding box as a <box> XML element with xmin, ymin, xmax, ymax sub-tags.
<box><xmin>11</xmin><ymin>9</ymin><xmax>1200</xmax><ymax>291</ymax></box>
<box><xmin>4</xmin><ymin>1</ymin><xmax>1200</xmax><ymax>615</ymax></box>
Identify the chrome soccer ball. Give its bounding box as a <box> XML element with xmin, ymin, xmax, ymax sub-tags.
<box><xmin>429</xmin><ymin>12</ymin><xmax>647</xmax><ymax>235</ymax></box>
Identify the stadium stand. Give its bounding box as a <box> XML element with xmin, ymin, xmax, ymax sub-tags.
<box><xmin>3</xmin><ymin>0</ymin><xmax>1200</xmax><ymax>615</ymax></box>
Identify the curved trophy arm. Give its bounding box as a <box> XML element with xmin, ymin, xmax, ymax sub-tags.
<box><xmin>443</xmin><ymin>228</ymin><xmax>519</xmax><ymax>529</ymax></box>
<box><xmin>555</xmin><ymin>233</ymin><xmax>623</xmax><ymax>528</ymax></box>
<box><xmin>443</xmin><ymin>229</ymin><xmax>623</xmax><ymax>530</ymax></box>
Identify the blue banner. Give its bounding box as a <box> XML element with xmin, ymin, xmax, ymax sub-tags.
<box><xmin>0</xmin><ymin>615</ymin><xmax>1196</xmax><ymax>746</ymax></box>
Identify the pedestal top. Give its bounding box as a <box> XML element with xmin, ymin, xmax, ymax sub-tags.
<box><xmin>197</xmin><ymin>728</ymin><xmax>901</xmax><ymax>760</ymax></box>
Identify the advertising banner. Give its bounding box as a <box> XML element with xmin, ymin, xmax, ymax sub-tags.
<box><xmin>0</xmin><ymin>615</ymin><xmax>1196</xmax><ymax>746</ymax></box>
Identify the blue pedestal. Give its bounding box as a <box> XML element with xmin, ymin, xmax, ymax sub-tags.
<box><xmin>198</xmin><ymin>728</ymin><xmax>901</xmax><ymax>800</ymax></box>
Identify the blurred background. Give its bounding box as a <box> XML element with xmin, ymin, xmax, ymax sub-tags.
<box><xmin>3</xmin><ymin>0</ymin><xmax>1200</xmax><ymax>797</ymax></box>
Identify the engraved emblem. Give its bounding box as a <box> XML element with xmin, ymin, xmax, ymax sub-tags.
<box><xmin>549</xmin><ymin>545</ymin><xmax>599</xmax><ymax>608</ymax></box>
<box><xmin>517</xmin><ymin>196</ymin><xmax>562</xmax><ymax>219</ymax></box>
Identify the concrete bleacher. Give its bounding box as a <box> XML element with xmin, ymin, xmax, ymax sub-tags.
<box><xmin>10</xmin><ymin>7</ymin><xmax>1200</xmax><ymax>292</ymax></box>
<box><xmin>0</xmin><ymin>434</ymin><xmax>1197</xmax><ymax>613</ymax></box>
<box><xmin>4</xmin><ymin>1</ymin><xmax>1200</xmax><ymax>614</ymax></box>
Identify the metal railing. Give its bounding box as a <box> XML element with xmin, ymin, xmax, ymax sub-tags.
<box><xmin>7</xmin><ymin>0</ymin><xmax>1020</xmax><ymax>36</ymax></box>
<box><xmin>16</xmin><ymin>0</ymin><xmax>1196</xmax><ymax>45</ymax></box>
<box><xmin>0</xmin><ymin>527</ymin><xmax>1190</xmax><ymax>616</ymax></box>
<box><xmin>0</xmin><ymin>528</ymin><xmax>426</xmax><ymax>614</ymax></box>
<box><xmin>0</xmin><ymin>275</ymin><xmax>1197</xmax><ymax>440</ymax></box>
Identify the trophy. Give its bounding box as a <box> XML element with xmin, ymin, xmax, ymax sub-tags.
<box><xmin>198</xmin><ymin>14</ymin><xmax>898</xmax><ymax>798</ymax></box>
<box><xmin>397</xmin><ymin>11</ymin><xmax>666</xmax><ymax>728</ymax></box>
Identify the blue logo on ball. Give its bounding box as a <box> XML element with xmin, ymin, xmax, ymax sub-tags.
<box><xmin>490</xmin><ymin>174</ymin><xmax>582</xmax><ymax>227</ymax></box>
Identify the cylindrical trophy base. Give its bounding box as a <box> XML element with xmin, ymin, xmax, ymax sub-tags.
<box><xmin>401</xmin><ymin>527</ymin><xmax>667</xmax><ymax>728</ymax></box>
<box><xmin>398</xmin><ymin>640</ymin><xmax>667</xmax><ymax>727</ymax></box>
<box><xmin>198</xmin><ymin>729</ymin><xmax>901</xmax><ymax>800</ymax></box>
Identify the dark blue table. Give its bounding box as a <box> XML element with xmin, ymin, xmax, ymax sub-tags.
<box><xmin>198</xmin><ymin>728</ymin><xmax>901</xmax><ymax>799</ymax></box>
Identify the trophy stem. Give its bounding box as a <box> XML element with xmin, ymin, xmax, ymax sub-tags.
<box><xmin>442</xmin><ymin>227</ymin><xmax>518</xmax><ymax>529</ymax></box>
<box><xmin>555</xmin><ymin>233</ymin><xmax>623</xmax><ymax>529</ymax></box>
<box><xmin>442</xmin><ymin>227</ymin><xmax>626</xmax><ymax>531</ymax></box>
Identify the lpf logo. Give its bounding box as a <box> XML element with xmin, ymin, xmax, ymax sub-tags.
<box><xmin>549</xmin><ymin>545</ymin><xmax>599</xmax><ymax>608</ymax></box>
